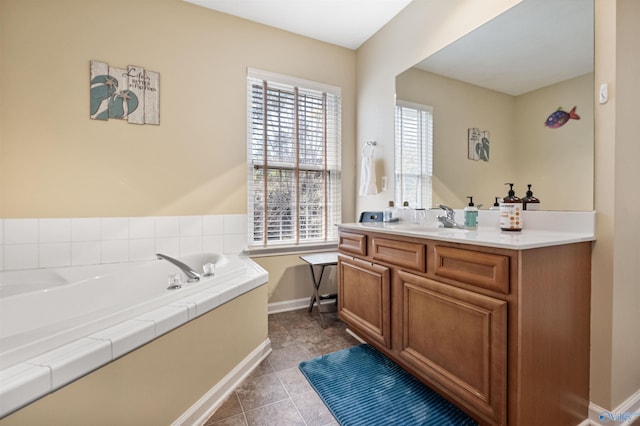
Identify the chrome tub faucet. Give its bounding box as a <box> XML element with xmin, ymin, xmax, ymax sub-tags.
<box><xmin>156</xmin><ymin>253</ymin><xmax>201</xmax><ymax>282</ymax></box>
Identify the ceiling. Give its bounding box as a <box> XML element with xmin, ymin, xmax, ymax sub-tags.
<box><xmin>414</xmin><ymin>0</ymin><xmax>594</xmax><ymax>95</ymax></box>
<box><xmin>184</xmin><ymin>0</ymin><xmax>413</xmax><ymax>50</ymax></box>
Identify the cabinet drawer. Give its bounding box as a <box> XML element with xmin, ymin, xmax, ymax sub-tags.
<box><xmin>433</xmin><ymin>245</ymin><xmax>509</xmax><ymax>294</ymax></box>
<box><xmin>339</xmin><ymin>232</ymin><xmax>367</xmax><ymax>256</ymax></box>
<box><xmin>371</xmin><ymin>237</ymin><xmax>426</xmax><ymax>272</ymax></box>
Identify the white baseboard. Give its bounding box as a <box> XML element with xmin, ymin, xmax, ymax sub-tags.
<box><xmin>588</xmin><ymin>388</ymin><xmax>640</xmax><ymax>425</ymax></box>
<box><xmin>171</xmin><ymin>338</ymin><xmax>272</xmax><ymax>426</ymax></box>
<box><xmin>268</xmin><ymin>297</ymin><xmax>336</xmax><ymax>314</ymax></box>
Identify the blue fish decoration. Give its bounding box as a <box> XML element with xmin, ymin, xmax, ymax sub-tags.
<box><xmin>544</xmin><ymin>106</ymin><xmax>580</xmax><ymax>129</ymax></box>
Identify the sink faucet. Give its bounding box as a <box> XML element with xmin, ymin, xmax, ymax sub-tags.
<box><xmin>436</xmin><ymin>205</ymin><xmax>465</xmax><ymax>229</ymax></box>
<box><xmin>156</xmin><ymin>253</ymin><xmax>200</xmax><ymax>282</ymax></box>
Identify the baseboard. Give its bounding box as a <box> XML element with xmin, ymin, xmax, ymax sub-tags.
<box><xmin>268</xmin><ymin>297</ymin><xmax>335</xmax><ymax>314</ymax></box>
<box><xmin>171</xmin><ymin>338</ymin><xmax>272</xmax><ymax>426</ymax></box>
<box><xmin>588</xmin><ymin>388</ymin><xmax>640</xmax><ymax>425</ymax></box>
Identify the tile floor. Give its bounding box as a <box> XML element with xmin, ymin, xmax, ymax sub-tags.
<box><xmin>204</xmin><ymin>307</ymin><xmax>359</xmax><ymax>426</ymax></box>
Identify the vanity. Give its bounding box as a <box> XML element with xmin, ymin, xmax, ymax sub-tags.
<box><xmin>337</xmin><ymin>215</ymin><xmax>594</xmax><ymax>426</ymax></box>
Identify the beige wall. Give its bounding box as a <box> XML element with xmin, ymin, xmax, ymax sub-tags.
<box><xmin>0</xmin><ymin>285</ymin><xmax>268</xmax><ymax>425</ymax></box>
<box><xmin>515</xmin><ymin>73</ymin><xmax>594</xmax><ymax>211</ymax></box>
<box><xmin>359</xmin><ymin>0</ymin><xmax>640</xmax><ymax>412</ymax></box>
<box><xmin>0</xmin><ymin>0</ymin><xmax>356</xmax><ymax>219</ymax></box>
<box><xmin>0</xmin><ymin>0</ymin><xmax>356</xmax><ymax>305</ymax></box>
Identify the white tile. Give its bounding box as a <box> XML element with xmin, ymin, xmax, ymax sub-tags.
<box><xmin>4</xmin><ymin>219</ymin><xmax>38</xmax><ymax>244</ymax></box>
<box><xmin>203</xmin><ymin>235</ymin><xmax>224</xmax><ymax>254</ymax></box>
<box><xmin>224</xmin><ymin>233</ymin><xmax>247</xmax><ymax>254</ymax></box>
<box><xmin>4</xmin><ymin>244</ymin><xmax>38</xmax><ymax>270</ymax></box>
<box><xmin>88</xmin><ymin>320</ymin><xmax>155</xmax><ymax>359</ymax></box>
<box><xmin>135</xmin><ymin>306</ymin><xmax>189</xmax><ymax>337</ymax></box>
<box><xmin>168</xmin><ymin>300</ymin><xmax>197</xmax><ymax>320</ymax></box>
<box><xmin>39</xmin><ymin>243</ymin><xmax>71</xmax><ymax>268</ymax></box>
<box><xmin>71</xmin><ymin>241</ymin><xmax>101</xmax><ymax>266</ymax></box>
<box><xmin>38</xmin><ymin>219</ymin><xmax>70</xmax><ymax>243</ymax></box>
<box><xmin>129</xmin><ymin>239</ymin><xmax>155</xmax><ymax>261</ymax></box>
<box><xmin>203</xmin><ymin>215</ymin><xmax>224</xmax><ymax>235</ymax></box>
<box><xmin>0</xmin><ymin>363</ymin><xmax>52</xmax><ymax>418</ymax></box>
<box><xmin>223</xmin><ymin>214</ymin><xmax>246</xmax><ymax>235</ymax></box>
<box><xmin>27</xmin><ymin>338</ymin><xmax>111</xmax><ymax>389</ymax></box>
<box><xmin>129</xmin><ymin>217</ymin><xmax>155</xmax><ymax>239</ymax></box>
<box><xmin>179</xmin><ymin>216</ymin><xmax>203</xmax><ymax>237</ymax></box>
<box><xmin>0</xmin><ymin>245</ymin><xmax>4</xmax><ymax>271</ymax></box>
<box><xmin>0</xmin><ymin>219</ymin><xmax>4</xmax><ymax>243</ymax></box>
<box><xmin>71</xmin><ymin>218</ymin><xmax>100</xmax><ymax>242</ymax></box>
<box><xmin>155</xmin><ymin>216</ymin><xmax>179</xmax><ymax>238</ymax></box>
<box><xmin>101</xmin><ymin>240</ymin><xmax>128</xmax><ymax>263</ymax></box>
<box><xmin>180</xmin><ymin>236</ymin><xmax>202</xmax><ymax>256</ymax></box>
<box><xmin>155</xmin><ymin>237</ymin><xmax>179</xmax><ymax>256</ymax></box>
<box><xmin>101</xmin><ymin>217</ymin><xmax>128</xmax><ymax>240</ymax></box>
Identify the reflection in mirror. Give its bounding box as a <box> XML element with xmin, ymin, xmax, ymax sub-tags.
<box><xmin>395</xmin><ymin>0</ymin><xmax>594</xmax><ymax>211</ymax></box>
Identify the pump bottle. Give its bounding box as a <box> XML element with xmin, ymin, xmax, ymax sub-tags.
<box><xmin>500</xmin><ymin>183</ymin><xmax>523</xmax><ymax>232</ymax></box>
<box><xmin>464</xmin><ymin>196</ymin><xmax>478</xmax><ymax>230</ymax></box>
<box><xmin>489</xmin><ymin>197</ymin><xmax>500</xmax><ymax>211</ymax></box>
<box><xmin>522</xmin><ymin>184</ymin><xmax>540</xmax><ymax>211</ymax></box>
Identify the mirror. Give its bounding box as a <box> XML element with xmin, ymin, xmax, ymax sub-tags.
<box><xmin>395</xmin><ymin>0</ymin><xmax>594</xmax><ymax>211</ymax></box>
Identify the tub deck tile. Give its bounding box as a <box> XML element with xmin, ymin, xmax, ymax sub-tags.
<box><xmin>0</xmin><ymin>363</ymin><xmax>51</xmax><ymax>418</ymax></box>
<box><xmin>89</xmin><ymin>319</ymin><xmax>156</xmax><ymax>359</ymax></box>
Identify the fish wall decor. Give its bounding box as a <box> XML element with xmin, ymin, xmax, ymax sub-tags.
<box><xmin>544</xmin><ymin>106</ymin><xmax>580</xmax><ymax>129</ymax></box>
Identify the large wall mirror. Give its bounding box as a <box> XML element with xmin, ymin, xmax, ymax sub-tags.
<box><xmin>395</xmin><ymin>0</ymin><xmax>594</xmax><ymax>211</ymax></box>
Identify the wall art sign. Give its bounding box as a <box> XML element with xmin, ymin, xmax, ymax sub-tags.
<box><xmin>468</xmin><ymin>128</ymin><xmax>490</xmax><ymax>162</ymax></box>
<box><xmin>90</xmin><ymin>60</ymin><xmax>159</xmax><ymax>125</ymax></box>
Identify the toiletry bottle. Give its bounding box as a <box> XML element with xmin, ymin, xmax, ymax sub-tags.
<box><xmin>522</xmin><ymin>184</ymin><xmax>540</xmax><ymax>211</ymax></box>
<box><xmin>500</xmin><ymin>183</ymin><xmax>523</xmax><ymax>232</ymax></box>
<box><xmin>464</xmin><ymin>196</ymin><xmax>478</xmax><ymax>230</ymax></box>
<box><xmin>489</xmin><ymin>197</ymin><xmax>500</xmax><ymax>210</ymax></box>
<box><xmin>383</xmin><ymin>201</ymin><xmax>397</xmax><ymax>222</ymax></box>
<box><xmin>401</xmin><ymin>201</ymin><xmax>411</xmax><ymax>222</ymax></box>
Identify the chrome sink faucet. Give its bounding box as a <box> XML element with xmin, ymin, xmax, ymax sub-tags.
<box><xmin>156</xmin><ymin>253</ymin><xmax>201</xmax><ymax>282</ymax></box>
<box><xmin>437</xmin><ymin>205</ymin><xmax>465</xmax><ymax>229</ymax></box>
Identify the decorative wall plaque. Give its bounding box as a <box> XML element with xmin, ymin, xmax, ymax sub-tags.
<box><xmin>90</xmin><ymin>60</ymin><xmax>159</xmax><ymax>125</ymax></box>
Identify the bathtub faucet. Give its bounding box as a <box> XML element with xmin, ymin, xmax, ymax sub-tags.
<box><xmin>156</xmin><ymin>253</ymin><xmax>201</xmax><ymax>282</ymax></box>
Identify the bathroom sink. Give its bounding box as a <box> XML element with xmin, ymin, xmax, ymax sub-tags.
<box><xmin>389</xmin><ymin>224</ymin><xmax>469</xmax><ymax>235</ymax></box>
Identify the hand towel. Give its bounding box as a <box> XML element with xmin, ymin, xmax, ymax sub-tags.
<box><xmin>359</xmin><ymin>146</ymin><xmax>379</xmax><ymax>196</ymax></box>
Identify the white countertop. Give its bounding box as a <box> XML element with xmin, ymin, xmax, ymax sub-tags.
<box><xmin>340</xmin><ymin>210</ymin><xmax>596</xmax><ymax>250</ymax></box>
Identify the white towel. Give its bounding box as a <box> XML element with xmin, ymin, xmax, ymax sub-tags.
<box><xmin>359</xmin><ymin>146</ymin><xmax>379</xmax><ymax>196</ymax></box>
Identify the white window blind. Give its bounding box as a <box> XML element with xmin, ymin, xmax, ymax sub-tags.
<box><xmin>394</xmin><ymin>101</ymin><xmax>433</xmax><ymax>209</ymax></box>
<box><xmin>247</xmin><ymin>70</ymin><xmax>342</xmax><ymax>250</ymax></box>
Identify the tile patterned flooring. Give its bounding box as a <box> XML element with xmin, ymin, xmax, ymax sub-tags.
<box><xmin>204</xmin><ymin>308</ymin><xmax>359</xmax><ymax>426</ymax></box>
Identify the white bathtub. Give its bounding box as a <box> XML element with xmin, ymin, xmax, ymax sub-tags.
<box><xmin>0</xmin><ymin>253</ymin><xmax>268</xmax><ymax>418</ymax></box>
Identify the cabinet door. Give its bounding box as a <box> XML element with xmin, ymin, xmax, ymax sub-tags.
<box><xmin>396</xmin><ymin>270</ymin><xmax>507</xmax><ymax>425</ymax></box>
<box><xmin>338</xmin><ymin>255</ymin><xmax>391</xmax><ymax>348</ymax></box>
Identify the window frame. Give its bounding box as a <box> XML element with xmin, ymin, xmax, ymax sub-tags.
<box><xmin>246</xmin><ymin>68</ymin><xmax>342</xmax><ymax>256</ymax></box>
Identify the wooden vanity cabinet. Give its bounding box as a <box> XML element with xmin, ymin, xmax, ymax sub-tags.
<box><xmin>337</xmin><ymin>227</ymin><xmax>591</xmax><ymax>426</ymax></box>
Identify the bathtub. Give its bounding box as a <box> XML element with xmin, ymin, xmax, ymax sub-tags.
<box><xmin>0</xmin><ymin>253</ymin><xmax>268</xmax><ymax>418</ymax></box>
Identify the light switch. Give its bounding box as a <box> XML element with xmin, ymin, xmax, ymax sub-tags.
<box><xmin>599</xmin><ymin>83</ymin><xmax>608</xmax><ymax>104</ymax></box>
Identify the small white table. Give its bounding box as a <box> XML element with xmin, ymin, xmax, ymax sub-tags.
<box><xmin>299</xmin><ymin>252</ymin><xmax>338</xmax><ymax>328</ymax></box>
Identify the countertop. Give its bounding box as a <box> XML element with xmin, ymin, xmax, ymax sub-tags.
<box><xmin>339</xmin><ymin>211</ymin><xmax>596</xmax><ymax>250</ymax></box>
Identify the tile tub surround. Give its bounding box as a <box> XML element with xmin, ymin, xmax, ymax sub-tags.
<box><xmin>0</xmin><ymin>254</ymin><xmax>268</xmax><ymax>418</ymax></box>
<box><xmin>0</xmin><ymin>214</ymin><xmax>247</xmax><ymax>271</ymax></box>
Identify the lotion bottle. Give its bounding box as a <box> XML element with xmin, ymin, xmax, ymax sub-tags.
<box><xmin>500</xmin><ymin>183</ymin><xmax>523</xmax><ymax>232</ymax></box>
<box><xmin>464</xmin><ymin>196</ymin><xmax>478</xmax><ymax>230</ymax></box>
<box><xmin>384</xmin><ymin>201</ymin><xmax>398</xmax><ymax>222</ymax></box>
<box><xmin>522</xmin><ymin>184</ymin><xmax>540</xmax><ymax>211</ymax></box>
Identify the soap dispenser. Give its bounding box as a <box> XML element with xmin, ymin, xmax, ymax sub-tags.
<box><xmin>464</xmin><ymin>196</ymin><xmax>478</xmax><ymax>230</ymax></box>
<box><xmin>384</xmin><ymin>201</ymin><xmax>398</xmax><ymax>222</ymax></box>
<box><xmin>522</xmin><ymin>184</ymin><xmax>540</xmax><ymax>211</ymax></box>
<box><xmin>500</xmin><ymin>183</ymin><xmax>523</xmax><ymax>232</ymax></box>
<box><xmin>489</xmin><ymin>197</ymin><xmax>500</xmax><ymax>211</ymax></box>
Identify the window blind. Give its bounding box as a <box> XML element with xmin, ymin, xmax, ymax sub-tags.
<box><xmin>394</xmin><ymin>101</ymin><xmax>433</xmax><ymax>209</ymax></box>
<box><xmin>247</xmin><ymin>70</ymin><xmax>342</xmax><ymax>249</ymax></box>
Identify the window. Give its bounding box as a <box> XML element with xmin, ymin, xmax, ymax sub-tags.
<box><xmin>247</xmin><ymin>69</ymin><xmax>342</xmax><ymax>251</ymax></box>
<box><xmin>394</xmin><ymin>101</ymin><xmax>433</xmax><ymax>209</ymax></box>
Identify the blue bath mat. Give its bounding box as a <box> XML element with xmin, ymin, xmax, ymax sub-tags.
<box><xmin>299</xmin><ymin>344</ymin><xmax>477</xmax><ymax>426</ymax></box>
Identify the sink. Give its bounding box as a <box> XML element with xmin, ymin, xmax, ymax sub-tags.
<box><xmin>389</xmin><ymin>224</ymin><xmax>469</xmax><ymax>235</ymax></box>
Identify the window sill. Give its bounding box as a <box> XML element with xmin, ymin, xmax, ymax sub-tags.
<box><xmin>245</xmin><ymin>242</ymin><xmax>338</xmax><ymax>258</ymax></box>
